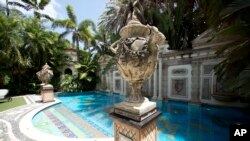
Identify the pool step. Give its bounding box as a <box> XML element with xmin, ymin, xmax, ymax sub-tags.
<box><xmin>53</xmin><ymin>105</ymin><xmax>107</xmax><ymax>138</ymax></box>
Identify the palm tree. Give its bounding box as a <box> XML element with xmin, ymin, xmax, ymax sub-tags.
<box><xmin>206</xmin><ymin>0</ymin><xmax>250</xmax><ymax>97</ymax></box>
<box><xmin>0</xmin><ymin>13</ymin><xmax>27</xmax><ymax>89</ymax></box>
<box><xmin>0</xmin><ymin>13</ymin><xmax>25</xmax><ymax>72</ymax></box>
<box><xmin>99</xmin><ymin>0</ymin><xmax>129</xmax><ymax>33</ymax></box>
<box><xmin>7</xmin><ymin>0</ymin><xmax>53</xmax><ymax>20</ymax></box>
<box><xmin>99</xmin><ymin>0</ymin><xmax>168</xmax><ymax>33</ymax></box>
<box><xmin>99</xmin><ymin>0</ymin><xmax>206</xmax><ymax>50</ymax></box>
<box><xmin>92</xmin><ymin>25</ymin><xmax>119</xmax><ymax>56</ymax></box>
<box><xmin>21</xmin><ymin>18</ymin><xmax>55</xmax><ymax>68</ymax></box>
<box><xmin>52</xmin><ymin>4</ymin><xmax>95</xmax><ymax>62</ymax></box>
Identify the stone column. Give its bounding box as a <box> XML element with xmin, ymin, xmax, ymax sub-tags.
<box><xmin>148</xmin><ymin>77</ymin><xmax>152</xmax><ymax>96</ymax></box>
<box><xmin>152</xmin><ymin>68</ymin><xmax>157</xmax><ymax>99</ymax></box>
<box><xmin>124</xmin><ymin>81</ymin><xmax>127</xmax><ymax>96</ymax></box>
<box><xmin>158</xmin><ymin>58</ymin><xmax>163</xmax><ymax>100</ymax></box>
<box><xmin>110</xmin><ymin>72</ymin><xmax>113</xmax><ymax>92</ymax></box>
<box><xmin>106</xmin><ymin>74</ymin><xmax>109</xmax><ymax>91</ymax></box>
<box><xmin>191</xmin><ymin>62</ymin><xmax>200</xmax><ymax>103</ymax></box>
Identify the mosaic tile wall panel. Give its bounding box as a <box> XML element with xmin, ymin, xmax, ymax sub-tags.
<box><xmin>171</xmin><ymin>78</ymin><xmax>187</xmax><ymax>97</ymax></box>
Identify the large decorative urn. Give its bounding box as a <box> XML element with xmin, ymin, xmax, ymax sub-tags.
<box><xmin>110</xmin><ymin>20</ymin><xmax>165</xmax><ymax>104</ymax></box>
<box><xmin>109</xmin><ymin>3</ymin><xmax>166</xmax><ymax>140</ymax></box>
<box><xmin>36</xmin><ymin>63</ymin><xmax>54</xmax><ymax>102</ymax></box>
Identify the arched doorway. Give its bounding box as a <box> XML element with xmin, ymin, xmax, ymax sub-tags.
<box><xmin>64</xmin><ymin>68</ymin><xmax>72</xmax><ymax>75</ymax></box>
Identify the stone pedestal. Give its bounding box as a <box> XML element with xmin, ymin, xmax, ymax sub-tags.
<box><xmin>111</xmin><ymin>111</ymin><xmax>160</xmax><ymax>141</ymax></box>
<box><xmin>114</xmin><ymin>98</ymin><xmax>157</xmax><ymax>121</ymax></box>
<box><xmin>110</xmin><ymin>98</ymin><xmax>161</xmax><ymax>141</ymax></box>
<box><xmin>40</xmin><ymin>84</ymin><xmax>54</xmax><ymax>103</ymax></box>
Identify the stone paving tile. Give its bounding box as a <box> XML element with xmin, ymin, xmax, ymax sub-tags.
<box><xmin>0</xmin><ymin>95</ymin><xmax>45</xmax><ymax>141</ymax></box>
<box><xmin>0</xmin><ymin>121</ymin><xmax>10</xmax><ymax>141</ymax></box>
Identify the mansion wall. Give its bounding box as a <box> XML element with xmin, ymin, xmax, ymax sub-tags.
<box><xmin>96</xmin><ymin>30</ymin><xmax>248</xmax><ymax>107</ymax></box>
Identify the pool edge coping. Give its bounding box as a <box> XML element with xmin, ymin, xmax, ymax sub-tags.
<box><xmin>19</xmin><ymin>98</ymin><xmax>114</xmax><ymax>141</ymax></box>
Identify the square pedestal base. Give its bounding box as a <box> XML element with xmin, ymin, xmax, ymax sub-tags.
<box><xmin>111</xmin><ymin>112</ymin><xmax>161</xmax><ymax>141</ymax></box>
<box><xmin>40</xmin><ymin>84</ymin><xmax>54</xmax><ymax>103</ymax></box>
<box><xmin>114</xmin><ymin>99</ymin><xmax>157</xmax><ymax>121</ymax></box>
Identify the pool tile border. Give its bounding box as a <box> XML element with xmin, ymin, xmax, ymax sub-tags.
<box><xmin>19</xmin><ymin>99</ymin><xmax>114</xmax><ymax>141</ymax></box>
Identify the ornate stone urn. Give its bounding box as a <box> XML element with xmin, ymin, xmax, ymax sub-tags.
<box><xmin>111</xmin><ymin>21</ymin><xmax>165</xmax><ymax>103</ymax></box>
<box><xmin>36</xmin><ymin>63</ymin><xmax>55</xmax><ymax>102</ymax></box>
<box><xmin>109</xmin><ymin>1</ymin><xmax>165</xmax><ymax>140</ymax></box>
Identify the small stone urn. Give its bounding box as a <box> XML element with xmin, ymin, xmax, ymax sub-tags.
<box><xmin>36</xmin><ymin>63</ymin><xmax>54</xmax><ymax>102</ymax></box>
<box><xmin>109</xmin><ymin>5</ymin><xmax>166</xmax><ymax>141</ymax></box>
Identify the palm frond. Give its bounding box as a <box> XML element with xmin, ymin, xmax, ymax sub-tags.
<box><xmin>8</xmin><ymin>1</ymin><xmax>30</xmax><ymax>11</ymax></box>
<box><xmin>52</xmin><ymin>19</ymin><xmax>75</xmax><ymax>29</ymax></box>
<box><xmin>220</xmin><ymin>0</ymin><xmax>250</xmax><ymax>19</ymax></box>
<box><xmin>34</xmin><ymin>11</ymin><xmax>53</xmax><ymax>21</ymax></box>
<box><xmin>38</xmin><ymin>0</ymin><xmax>50</xmax><ymax>9</ymax></box>
<box><xmin>79</xmin><ymin>19</ymin><xmax>96</xmax><ymax>32</ymax></box>
<box><xmin>66</xmin><ymin>5</ymin><xmax>77</xmax><ymax>25</ymax></box>
<box><xmin>59</xmin><ymin>30</ymin><xmax>71</xmax><ymax>39</ymax></box>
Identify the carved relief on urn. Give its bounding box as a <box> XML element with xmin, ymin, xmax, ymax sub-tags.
<box><xmin>36</xmin><ymin>63</ymin><xmax>53</xmax><ymax>85</ymax></box>
<box><xmin>110</xmin><ymin>21</ymin><xmax>166</xmax><ymax>103</ymax></box>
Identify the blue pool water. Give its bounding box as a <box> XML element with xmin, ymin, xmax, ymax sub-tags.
<box><xmin>33</xmin><ymin>92</ymin><xmax>250</xmax><ymax>141</ymax></box>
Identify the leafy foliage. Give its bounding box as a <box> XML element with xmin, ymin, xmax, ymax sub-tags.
<box><xmin>7</xmin><ymin>0</ymin><xmax>53</xmax><ymax>20</ymax></box>
<box><xmin>99</xmin><ymin>0</ymin><xmax>208</xmax><ymax>50</ymax></box>
<box><xmin>52</xmin><ymin>5</ymin><xmax>95</xmax><ymax>61</ymax></box>
<box><xmin>0</xmin><ymin>13</ymin><xmax>68</xmax><ymax>94</ymax></box>
<box><xmin>75</xmin><ymin>50</ymin><xmax>100</xmax><ymax>91</ymax></box>
<box><xmin>208</xmin><ymin>0</ymin><xmax>250</xmax><ymax>97</ymax></box>
<box><xmin>59</xmin><ymin>51</ymin><xmax>100</xmax><ymax>92</ymax></box>
<box><xmin>60</xmin><ymin>74</ymin><xmax>78</xmax><ymax>92</ymax></box>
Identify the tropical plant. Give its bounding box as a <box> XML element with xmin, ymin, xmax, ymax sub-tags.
<box><xmin>207</xmin><ymin>0</ymin><xmax>250</xmax><ymax>97</ymax></box>
<box><xmin>99</xmin><ymin>0</ymin><xmax>134</xmax><ymax>33</ymax></box>
<box><xmin>60</xmin><ymin>74</ymin><xmax>78</xmax><ymax>92</ymax></box>
<box><xmin>7</xmin><ymin>0</ymin><xmax>53</xmax><ymax>20</ymax></box>
<box><xmin>52</xmin><ymin>4</ymin><xmax>95</xmax><ymax>61</ymax></box>
<box><xmin>0</xmin><ymin>13</ymin><xmax>26</xmax><ymax>89</ymax></box>
<box><xmin>99</xmin><ymin>0</ymin><xmax>168</xmax><ymax>31</ymax></box>
<box><xmin>0</xmin><ymin>12</ymin><xmax>68</xmax><ymax>94</ymax></box>
<box><xmin>99</xmin><ymin>0</ymin><xmax>207</xmax><ymax>50</ymax></box>
<box><xmin>21</xmin><ymin>18</ymin><xmax>55</xmax><ymax>67</ymax></box>
<box><xmin>74</xmin><ymin>50</ymin><xmax>100</xmax><ymax>91</ymax></box>
<box><xmin>91</xmin><ymin>25</ymin><xmax>118</xmax><ymax>56</ymax></box>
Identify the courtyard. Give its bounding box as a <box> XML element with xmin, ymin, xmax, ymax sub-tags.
<box><xmin>1</xmin><ymin>0</ymin><xmax>250</xmax><ymax>141</ymax></box>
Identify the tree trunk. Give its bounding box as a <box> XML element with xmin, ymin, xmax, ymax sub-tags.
<box><xmin>76</xmin><ymin>37</ymin><xmax>80</xmax><ymax>62</ymax></box>
<box><xmin>6</xmin><ymin>0</ymin><xmax>9</xmax><ymax>16</ymax></box>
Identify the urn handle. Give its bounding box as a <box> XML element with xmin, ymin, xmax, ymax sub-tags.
<box><xmin>109</xmin><ymin>40</ymin><xmax>120</xmax><ymax>54</ymax></box>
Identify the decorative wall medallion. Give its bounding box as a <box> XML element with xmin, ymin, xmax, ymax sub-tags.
<box><xmin>172</xmin><ymin>79</ymin><xmax>187</xmax><ymax>97</ymax></box>
<box><xmin>168</xmin><ymin>65</ymin><xmax>192</xmax><ymax>100</ymax></box>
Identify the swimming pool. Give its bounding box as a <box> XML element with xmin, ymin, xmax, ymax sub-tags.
<box><xmin>33</xmin><ymin>92</ymin><xmax>250</xmax><ymax>141</ymax></box>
